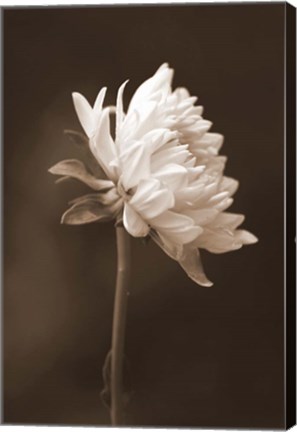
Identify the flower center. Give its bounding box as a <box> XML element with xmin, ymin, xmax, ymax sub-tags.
<box><xmin>117</xmin><ymin>181</ymin><xmax>132</xmax><ymax>202</ymax></box>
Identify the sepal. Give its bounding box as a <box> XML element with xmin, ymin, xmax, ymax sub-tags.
<box><xmin>64</xmin><ymin>129</ymin><xmax>107</xmax><ymax>178</ymax></box>
<box><xmin>61</xmin><ymin>192</ymin><xmax>122</xmax><ymax>225</ymax></box>
<box><xmin>49</xmin><ymin>159</ymin><xmax>114</xmax><ymax>191</ymax></box>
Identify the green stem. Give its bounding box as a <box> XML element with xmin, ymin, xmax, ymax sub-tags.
<box><xmin>111</xmin><ymin>226</ymin><xmax>131</xmax><ymax>425</ymax></box>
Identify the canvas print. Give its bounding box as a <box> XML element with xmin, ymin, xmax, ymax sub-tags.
<box><xmin>3</xmin><ymin>2</ymin><xmax>296</xmax><ymax>429</ymax></box>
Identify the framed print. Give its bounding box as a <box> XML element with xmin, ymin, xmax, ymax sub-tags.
<box><xmin>2</xmin><ymin>2</ymin><xmax>296</xmax><ymax>429</ymax></box>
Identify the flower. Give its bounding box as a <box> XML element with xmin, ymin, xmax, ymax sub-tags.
<box><xmin>49</xmin><ymin>63</ymin><xmax>258</xmax><ymax>286</ymax></box>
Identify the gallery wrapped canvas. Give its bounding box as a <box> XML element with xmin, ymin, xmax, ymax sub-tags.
<box><xmin>2</xmin><ymin>2</ymin><xmax>296</xmax><ymax>430</ymax></box>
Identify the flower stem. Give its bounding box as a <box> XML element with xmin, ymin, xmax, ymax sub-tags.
<box><xmin>111</xmin><ymin>226</ymin><xmax>131</xmax><ymax>425</ymax></box>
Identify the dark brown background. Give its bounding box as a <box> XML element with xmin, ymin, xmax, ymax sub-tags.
<box><xmin>3</xmin><ymin>3</ymin><xmax>285</xmax><ymax>428</ymax></box>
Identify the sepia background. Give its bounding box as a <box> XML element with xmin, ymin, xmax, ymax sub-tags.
<box><xmin>4</xmin><ymin>4</ymin><xmax>285</xmax><ymax>428</ymax></box>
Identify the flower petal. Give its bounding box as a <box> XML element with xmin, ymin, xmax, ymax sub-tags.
<box><xmin>72</xmin><ymin>92</ymin><xmax>94</xmax><ymax>137</ymax></box>
<box><xmin>196</xmin><ymin>133</ymin><xmax>224</xmax><ymax>152</ymax></box>
<box><xmin>219</xmin><ymin>176</ymin><xmax>239</xmax><ymax>196</ymax></box>
<box><xmin>128</xmin><ymin>65</ymin><xmax>173</xmax><ymax>112</ymax></box>
<box><xmin>173</xmin><ymin>86</ymin><xmax>191</xmax><ymax>101</ymax></box>
<box><xmin>179</xmin><ymin>247</ymin><xmax>213</xmax><ymax>287</ymax></box>
<box><xmin>184</xmin><ymin>208</ymin><xmax>219</xmax><ymax>226</ymax></box>
<box><xmin>152</xmin><ymin>145</ymin><xmax>191</xmax><ymax>171</ymax></box>
<box><xmin>196</xmin><ymin>225</ymin><xmax>258</xmax><ymax>253</ymax></box>
<box><xmin>94</xmin><ymin>87</ymin><xmax>107</xmax><ymax>113</ymax></box>
<box><xmin>123</xmin><ymin>203</ymin><xmax>150</xmax><ymax>237</ymax></box>
<box><xmin>116</xmin><ymin>80</ymin><xmax>129</xmax><ymax>136</ymax></box>
<box><xmin>142</xmin><ymin>128</ymin><xmax>178</xmax><ymax>155</ymax></box>
<box><xmin>129</xmin><ymin>178</ymin><xmax>174</xmax><ymax>218</ymax></box>
<box><xmin>213</xmin><ymin>197</ymin><xmax>233</xmax><ymax>212</ymax></box>
<box><xmin>150</xmin><ymin>232</ymin><xmax>213</xmax><ymax>287</ymax></box>
<box><xmin>195</xmin><ymin>228</ymin><xmax>242</xmax><ymax>254</ymax></box>
<box><xmin>235</xmin><ymin>229</ymin><xmax>258</xmax><ymax>245</ymax></box>
<box><xmin>211</xmin><ymin>212</ymin><xmax>245</xmax><ymax>230</ymax></box>
<box><xmin>90</xmin><ymin>108</ymin><xmax>117</xmax><ymax>180</ymax></box>
<box><xmin>118</xmin><ymin>110</ymin><xmax>140</xmax><ymax>145</ymax></box>
<box><xmin>120</xmin><ymin>141</ymin><xmax>151</xmax><ymax>190</ymax></box>
<box><xmin>207</xmin><ymin>191</ymin><xmax>230</xmax><ymax>206</ymax></box>
<box><xmin>187</xmin><ymin>165</ymin><xmax>206</xmax><ymax>181</ymax></box>
<box><xmin>175</xmin><ymin>183</ymin><xmax>205</xmax><ymax>203</ymax></box>
<box><xmin>153</xmin><ymin>163</ymin><xmax>188</xmax><ymax>191</ymax></box>
<box><xmin>131</xmin><ymin>101</ymin><xmax>159</xmax><ymax>140</ymax></box>
<box><xmin>194</xmin><ymin>119</ymin><xmax>213</xmax><ymax>135</ymax></box>
<box><xmin>149</xmin><ymin>230</ymin><xmax>184</xmax><ymax>260</ymax></box>
<box><xmin>151</xmin><ymin>211</ymin><xmax>203</xmax><ymax>244</ymax></box>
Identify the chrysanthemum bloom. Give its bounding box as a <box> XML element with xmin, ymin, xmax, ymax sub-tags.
<box><xmin>50</xmin><ymin>63</ymin><xmax>257</xmax><ymax>286</ymax></box>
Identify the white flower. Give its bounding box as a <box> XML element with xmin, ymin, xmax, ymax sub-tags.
<box><xmin>49</xmin><ymin>63</ymin><xmax>258</xmax><ymax>286</ymax></box>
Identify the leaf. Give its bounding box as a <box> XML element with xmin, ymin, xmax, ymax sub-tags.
<box><xmin>64</xmin><ymin>129</ymin><xmax>107</xmax><ymax>179</ymax></box>
<box><xmin>101</xmin><ymin>351</ymin><xmax>112</xmax><ymax>409</ymax></box>
<box><xmin>49</xmin><ymin>159</ymin><xmax>114</xmax><ymax>191</ymax></box>
<box><xmin>100</xmin><ymin>350</ymin><xmax>134</xmax><ymax>411</ymax></box>
<box><xmin>61</xmin><ymin>195</ymin><xmax>122</xmax><ymax>225</ymax></box>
